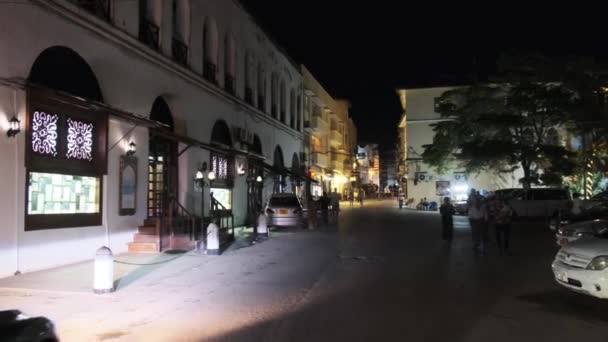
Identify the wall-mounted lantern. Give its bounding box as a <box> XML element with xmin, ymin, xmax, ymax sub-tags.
<box><xmin>126</xmin><ymin>142</ymin><xmax>136</xmax><ymax>156</ymax></box>
<box><xmin>7</xmin><ymin>116</ymin><xmax>20</xmax><ymax>138</ymax></box>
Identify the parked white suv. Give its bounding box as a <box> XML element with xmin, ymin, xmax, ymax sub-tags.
<box><xmin>552</xmin><ymin>233</ymin><xmax>608</xmax><ymax>298</ymax></box>
<box><xmin>494</xmin><ymin>188</ymin><xmax>571</xmax><ymax>218</ymax></box>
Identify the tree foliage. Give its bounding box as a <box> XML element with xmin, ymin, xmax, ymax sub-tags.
<box><xmin>422</xmin><ymin>54</ymin><xmax>582</xmax><ymax>189</ymax></box>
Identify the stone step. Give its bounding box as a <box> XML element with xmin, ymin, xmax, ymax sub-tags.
<box><xmin>170</xmin><ymin>235</ymin><xmax>195</xmax><ymax>251</ymax></box>
<box><xmin>143</xmin><ymin>218</ymin><xmax>158</xmax><ymax>227</ymax></box>
<box><xmin>133</xmin><ymin>233</ymin><xmax>159</xmax><ymax>243</ymax></box>
<box><xmin>137</xmin><ymin>226</ymin><xmax>157</xmax><ymax>235</ymax></box>
<box><xmin>127</xmin><ymin>242</ymin><xmax>159</xmax><ymax>253</ymax></box>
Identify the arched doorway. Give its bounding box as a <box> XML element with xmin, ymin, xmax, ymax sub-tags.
<box><xmin>148</xmin><ymin>97</ymin><xmax>177</xmax><ymax>219</ymax></box>
<box><xmin>273</xmin><ymin>146</ymin><xmax>285</xmax><ymax>193</ymax></box>
<box><xmin>291</xmin><ymin>152</ymin><xmax>300</xmax><ymax>194</ymax></box>
<box><xmin>29</xmin><ymin>46</ymin><xmax>103</xmax><ymax>102</ymax></box>
<box><xmin>209</xmin><ymin>120</ymin><xmax>233</xmax><ymax>210</ymax></box>
<box><xmin>25</xmin><ymin>46</ymin><xmax>108</xmax><ymax>230</ymax></box>
<box><xmin>247</xmin><ymin>135</ymin><xmax>264</xmax><ymax>225</ymax></box>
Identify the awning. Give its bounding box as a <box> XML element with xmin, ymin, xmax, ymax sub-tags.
<box><xmin>21</xmin><ymin>82</ymin><xmax>266</xmax><ymax>160</ymax></box>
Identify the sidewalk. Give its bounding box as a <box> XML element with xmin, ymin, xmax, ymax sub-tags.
<box><xmin>0</xmin><ymin>228</ymin><xmax>337</xmax><ymax>342</ymax></box>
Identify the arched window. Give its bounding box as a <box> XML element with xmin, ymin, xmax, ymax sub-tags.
<box><xmin>280</xmin><ymin>79</ymin><xmax>286</xmax><ymax>123</ymax></box>
<box><xmin>203</xmin><ymin>18</ymin><xmax>219</xmax><ymax>83</ymax></box>
<box><xmin>257</xmin><ymin>63</ymin><xmax>266</xmax><ymax>112</ymax></box>
<box><xmin>271</xmin><ymin>73</ymin><xmax>279</xmax><ymax>118</ymax></box>
<box><xmin>273</xmin><ymin>146</ymin><xmax>285</xmax><ymax>193</ymax></box>
<box><xmin>244</xmin><ymin>52</ymin><xmax>253</xmax><ymax>104</ymax></box>
<box><xmin>224</xmin><ymin>33</ymin><xmax>236</xmax><ymax>95</ymax></box>
<box><xmin>74</xmin><ymin>0</ymin><xmax>111</xmax><ymax>21</ymax></box>
<box><xmin>210</xmin><ymin>120</ymin><xmax>234</xmax><ymax>209</ymax></box>
<box><xmin>297</xmin><ymin>94</ymin><xmax>302</xmax><ymax>131</ymax></box>
<box><xmin>171</xmin><ymin>0</ymin><xmax>190</xmax><ymax>66</ymax></box>
<box><xmin>290</xmin><ymin>88</ymin><xmax>296</xmax><ymax>129</ymax></box>
<box><xmin>139</xmin><ymin>0</ymin><xmax>162</xmax><ymax>50</ymax></box>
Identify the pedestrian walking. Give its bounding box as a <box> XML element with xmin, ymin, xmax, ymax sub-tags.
<box><xmin>468</xmin><ymin>195</ymin><xmax>488</xmax><ymax>254</ymax></box>
<box><xmin>439</xmin><ymin>197</ymin><xmax>455</xmax><ymax>241</ymax></box>
<box><xmin>349</xmin><ymin>189</ymin><xmax>355</xmax><ymax>208</ymax></box>
<box><xmin>307</xmin><ymin>197</ymin><xmax>318</xmax><ymax>229</ymax></box>
<box><xmin>320</xmin><ymin>192</ymin><xmax>330</xmax><ymax>224</ymax></box>
<box><xmin>495</xmin><ymin>200</ymin><xmax>514</xmax><ymax>255</ymax></box>
<box><xmin>358</xmin><ymin>188</ymin><xmax>365</xmax><ymax>207</ymax></box>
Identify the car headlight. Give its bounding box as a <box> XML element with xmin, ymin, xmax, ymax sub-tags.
<box><xmin>576</xmin><ymin>231</ymin><xmax>595</xmax><ymax>238</ymax></box>
<box><xmin>586</xmin><ymin>256</ymin><xmax>608</xmax><ymax>271</ymax></box>
<box><xmin>557</xmin><ymin>228</ymin><xmax>564</xmax><ymax>235</ymax></box>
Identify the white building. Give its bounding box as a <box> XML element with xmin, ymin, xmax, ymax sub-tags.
<box><xmin>0</xmin><ymin>0</ymin><xmax>307</xmax><ymax>277</ymax></box>
<box><xmin>397</xmin><ymin>87</ymin><xmax>523</xmax><ymax>204</ymax></box>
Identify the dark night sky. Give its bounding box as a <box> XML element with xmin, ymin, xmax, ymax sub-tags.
<box><xmin>240</xmin><ymin>2</ymin><xmax>607</xmax><ymax>150</ymax></box>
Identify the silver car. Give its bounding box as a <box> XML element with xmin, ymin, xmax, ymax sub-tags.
<box><xmin>266</xmin><ymin>193</ymin><xmax>303</xmax><ymax>227</ymax></box>
<box><xmin>556</xmin><ymin>219</ymin><xmax>608</xmax><ymax>247</ymax></box>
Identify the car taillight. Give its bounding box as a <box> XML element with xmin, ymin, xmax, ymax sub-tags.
<box><xmin>266</xmin><ymin>208</ymin><xmax>275</xmax><ymax>214</ymax></box>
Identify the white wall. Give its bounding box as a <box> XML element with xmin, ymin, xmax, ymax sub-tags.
<box><xmin>0</xmin><ymin>0</ymin><xmax>304</xmax><ymax>277</ymax></box>
<box><xmin>404</xmin><ymin>87</ymin><xmax>523</xmax><ymax>203</ymax></box>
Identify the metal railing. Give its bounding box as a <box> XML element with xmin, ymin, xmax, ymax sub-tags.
<box><xmin>225</xmin><ymin>74</ymin><xmax>236</xmax><ymax>95</ymax></box>
<box><xmin>172</xmin><ymin>37</ymin><xmax>188</xmax><ymax>67</ymax></box>
<box><xmin>203</xmin><ymin>61</ymin><xmax>217</xmax><ymax>84</ymax></box>
<box><xmin>210</xmin><ymin>195</ymin><xmax>235</xmax><ymax>243</ymax></box>
<box><xmin>71</xmin><ymin>0</ymin><xmax>111</xmax><ymax>21</ymax></box>
<box><xmin>162</xmin><ymin>196</ymin><xmax>198</xmax><ymax>243</ymax></box>
<box><xmin>271</xmin><ymin>105</ymin><xmax>278</xmax><ymax>118</ymax></box>
<box><xmin>245</xmin><ymin>87</ymin><xmax>254</xmax><ymax>105</ymax></box>
<box><xmin>139</xmin><ymin>18</ymin><xmax>160</xmax><ymax>50</ymax></box>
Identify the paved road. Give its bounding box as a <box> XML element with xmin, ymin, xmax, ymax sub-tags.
<box><xmin>3</xmin><ymin>199</ymin><xmax>608</xmax><ymax>341</ymax></box>
<box><xmin>235</xmin><ymin>199</ymin><xmax>608</xmax><ymax>341</ymax></box>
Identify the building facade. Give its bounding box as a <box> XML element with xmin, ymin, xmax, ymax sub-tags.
<box><xmin>396</xmin><ymin>87</ymin><xmax>523</xmax><ymax>204</ymax></box>
<box><xmin>356</xmin><ymin>144</ymin><xmax>380</xmax><ymax>191</ymax></box>
<box><xmin>302</xmin><ymin>67</ymin><xmax>357</xmax><ymax>199</ymax></box>
<box><xmin>0</xmin><ymin>0</ymin><xmax>308</xmax><ymax>277</ymax></box>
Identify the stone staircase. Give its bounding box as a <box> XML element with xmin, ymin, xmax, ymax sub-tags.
<box><xmin>127</xmin><ymin>219</ymin><xmax>160</xmax><ymax>253</ymax></box>
<box><xmin>127</xmin><ymin>218</ymin><xmax>196</xmax><ymax>253</ymax></box>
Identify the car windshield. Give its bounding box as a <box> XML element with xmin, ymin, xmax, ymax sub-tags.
<box><xmin>270</xmin><ymin>196</ymin><xmax>300</xmax><ymax>207</ymax></box>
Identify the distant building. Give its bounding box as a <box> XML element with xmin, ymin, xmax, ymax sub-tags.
<box><xmin>302</xmin><ymin>68</ymin><xmax>358</xmax><ymax>198</ymax></box>
<box><xmin>380</xmin><ymin>149</ymin><xmax>398</xmax><ymax>191</ymax></box>
<box><xmin>396</xmin><ymin>87</ymin><xmax>524</xmax><ymax>203</ymax></box>
<box><xmin>357</xmin><ymin>144</ymin><xmax>380</xmax><ymax>189</ymax></box>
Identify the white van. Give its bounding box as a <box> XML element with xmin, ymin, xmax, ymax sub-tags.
<box><xmin>494</xmin><ymin>188</ymin><xmax>571</xmax><ymax>218</ymax></box>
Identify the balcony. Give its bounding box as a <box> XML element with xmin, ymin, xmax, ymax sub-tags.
<box><xmin>245</xmin><ymin>87</ymin><xmax>254</xmax><ymax>105</ymax></box>
<box><xmin>309</xmin><ymin>115</ymin><xmax>329</xmax><ymax>133</ymax></box>
<box><xmin>172</xmin><ymin>37</ymin><xmax>188</xmax><ymax>67</ymax></box>
<box><xmin>139</xmin><ymin>18</ymin><xmax>160</xmax><ymax>50</ymax></box>
<box><xmin>271</xmin><ymin>105</ymin><xmax>278</xmax><ymax>119</ymax></box>
<box><xmin>225</xmin><ymin>74</ymin><xmax>236</xmax><ymax>95</ymax></box>
<box><xmin>203</xmin><ymin>61</ymin><xmax>217</xmax><ymax>84</ymax></box>
<box><xmin>330</xmin><ymin>152</ymin><xmax>345</xmax><ymax>171</ymax></box>
<box><xmin>330</xmin><ymin>129</ymin><xmax>343</xmax><ymax>147</ymax></box>
<box><xmin>311</xmin><ymin>152</ymin><xmax>329</xmax><ymax>168</ymax></box>
<box><xmin>71</xmin><ymin>0</ymin><xmax>111</xmax><ymax>21</ymax></box>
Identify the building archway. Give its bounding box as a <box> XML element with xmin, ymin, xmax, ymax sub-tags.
<box><xmin>247</xmin><ymin>134</ymin><xmax>264</xmax><ymax>225</ymax></box>
<box><xmin>25</xmin><ymin>46</ymin><xmax>108</xmax><ymax>230</ymax></box>
<box><xmin>273</xmin><ymin>146</ymin><xmax>285</xmax><ymax>193</ymax></box>
<box><xmin>29</xmin><ymin>46</ymin><xmax>103</xmax><ymax>102</ymax></box>
<box><xmin>209</xmin><ymin>120</ymin><xmax>234</xmax><ymax>215</ymax></box>
<box><xmin>291</xmin><ymin>152</ymin><xmax>301</xmax><ymax>194</ymax></box>
<box><xmin>148</xmin><ymin>97</ymin><xmax>177</xmax><ymax>224</ymax></box>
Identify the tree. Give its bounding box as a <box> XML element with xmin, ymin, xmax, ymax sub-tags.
<box><xmin>422</xmin><ymin>59</ymin><xmax>578</xmax><ymax>189</ymax></box>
